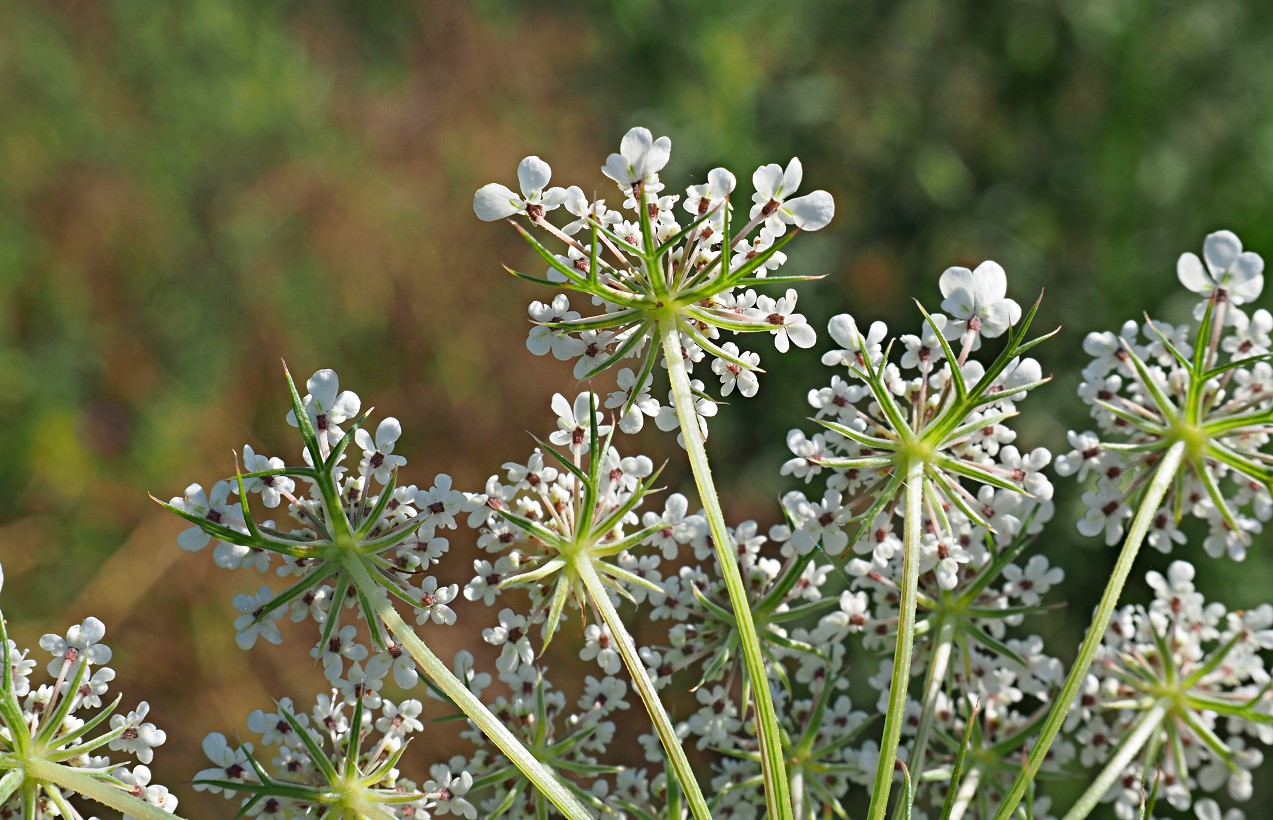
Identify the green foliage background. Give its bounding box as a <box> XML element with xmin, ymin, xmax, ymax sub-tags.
<box><xmin>2</xmin><ymin>0</ymin><xmax>1272</xmax><ymax>814</ymax></box>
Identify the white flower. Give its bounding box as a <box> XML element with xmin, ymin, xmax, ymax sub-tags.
<box><xmin>285</xmin><ymin>369</ymin><xmax>362</xmax><ymax>447</ymax></box>
<box><xmin>354</xmin><ymin>417</ymin><xmax>406</xmax><ymax>484</ymax></box>
<box><xmin>527</xmin><ymin>295</ymin><xmax>587</xmax><ymax>360</ymax></box>
<box><xmin>231</xmin><ymin>587</ymin><xmax>284</xmax><ymax>650</ymax></box>
<box><xmin>548</xmin><ymin>392</ymin><xmax>611</xmax><ymax>455</ymax></box>
<box><xmin>240</xmin><ymin>446</ymin><xmax>293</xmax><ymax>508</ymax></box>
<box><xmin>170</xmin><ymin>480</ymin><xmax>243</xmax><ymax>552</ymax></box>
<box><xmin>750</xmin><ymin>158</ymin><xmax>834</xmax><ymax>234</ymax></box>
<box><xmin>473</xmin><ymin>155</ymin><xmax>567</xmax><ymax>221</ymax></box>
<box><xmin>939</xmin><ymin>260</ymin><xmax>1021</xmax><ymax>339</ymax></box>
<box><xmin>602</xmin><ymin>126</ymin><xmax>672</xmax><ymax>188</ymax></box>
<box><xmin>108</xmin><ymin>701</ymin><xmax>167</xmax><ymax>764</ymax></box>
<box><xmin>711</xmin><ymin>342</ymin><xmax>761</xmax><ymax>397</ymax></box>
<box><xmin>40</xmin><ymin>617</ymin><xmax>112</xmax><ymax>677</ymax></box>
<box><xmin>752</xmin><ymin>288</ymin><xmax>816</xmax><ymax>352</ymax></box>
<box><xmin>580</xmin><ymin>624</ymin><xmax>621</xmax><ymax>675</ymax></box>
<box><xmin>1177</xmin><ymin>229</ymin><xmax>1264</xmax><ymax>305</ymax></box>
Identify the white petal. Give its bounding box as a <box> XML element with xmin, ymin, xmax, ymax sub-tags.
<box><xmin>620</xmin><ymin>127</ymin><xmax>654</xmax><ymax>162</ymax></box>
<box><xmin>516</xmin><ymin>156</ymin><xmax>552</xmax><ymax>195</ymax></box>
<box><xmin>826</xmin><ymin>314</ymin><xmax>860</xmax><ymax>350</ymax></box>
<box><xmin>307</xmin><ymin>369</ymin><xmax>340</xmax><ymax>409</ymax></box>
<box><xmin>375</xmin><ymin>417</ymin><xmax>402</xmax><ymax>450</ymax></box>
<box><xmin>752</xmin><ymin>164</ymin><xmax>784</xmax><ymax>199</ymax></box>
<box><xmin>785</xmin><ymin>190</ymin><xmax>835</xmax><ymax>231</ymax></box>
<box><xmin>550</xmin><ymin>392</ymin><xmax>572</xmax><ymax>420</ymax></box>
<box><xmin>1203</xmin><ymin>230</ymin><xmax>1242</xmax><ymax>274</ymax></box>
<box><xmin>785</xmin><ymin>321</ymin><xmax>817</xmax><ymax>349</ymax></box>
<box><xmin>780</xmin><ymin>157</ymin><xmax>803</xmax><ymax>198</ymax></box>
<box><xmin>355</xmin><ymin>428</ymin><xmax>374</xmax><ymax>452</ymax></box>
<box><xmin>329</xmin><ymin>390</ymin><xmax>361</xmax><ymax>421</ymax></box>
<box><xmin>1177</xmin><ymin>252</ymin><xmax>1210</xmax><ymax>293</ymax></box>
<box><xmin>938</xmin><ymin>267</ymin><xmax>976</xmax><ymax>317</ymax></box>
<box><xmin>971</xmin><ymin>261</ymin><xmax>1008</xmax><ymax>303</ymax></box>
<box><xmin>473</xmin><ymin>183</ymin><xmax>522</xmax><ymax>221</ymax></box>
<box><xmin>643</xmin><ymin>136</ymin><xmax>672</xmax><ymax>177</ymax></box>
<box><xmin>707</xmin><ymin>167</ymin><xmax>736</xmax><ymax>196</ymax></box>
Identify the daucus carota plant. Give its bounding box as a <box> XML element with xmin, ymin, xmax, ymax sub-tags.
<box><xmin>137</xmin><ymin>121</ymin><xmax>1273</xmax><ymax>820</ymax></box>
<box><xmin>0</xmin><ymin>566</ymin><xmax>181</xmax><ymax>820</ymax></box>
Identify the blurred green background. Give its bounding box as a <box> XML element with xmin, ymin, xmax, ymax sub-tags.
<box><xmin>3</xmin><ymin>0</ymin><xmax>1273</xmax><ymax>815</ymax></box>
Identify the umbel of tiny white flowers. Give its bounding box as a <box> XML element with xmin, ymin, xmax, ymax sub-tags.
<box><xmin>194</xmin><ymin>691</ymin><xmax>469</xmax><ymax>819</ymax></box>
<box><xmin>997</xmin><ymin>229</ymin><xmax>1272</xmax><ymax>820</ymax></box>
<box><xmin>157</xmin><ymin>364</ymin><xmax>593</xmax><ymax>820</ymax></box>
<box><xmin>477</xmin><ymin>126</ymin><xmax>839</xmax><ymax>819</ymax></box>
<box><xmin>467</xmin><ymin>390</ymin><xmax>713</xmax><ymax>818</ymax></box>
<box><xmin>156</xmin><ymin>364</ymin><xmax>473</xmax><ymax>660</ymax></box>
<box><xmin>1060</xmin><ymin>561</ymin><xmax>1273</xmax><ymax>820</ymax></box>
<box><xmin>474</xmin><ymin>126</ymin><xmax>834</xmax><ymax>426</ymax></box>
<box><xmin>0</xmin><ymin>564</ymin><xmax>181</xmax><ymax>820</ymax></box>
<box><xmin>1059</xmin><ymin>229</ymin><xmax>1273</xmax><ymax>558</ymax></box>
<box><xmin>777</xmin><ymin>261</ymin><xmax>1054</xmax><ymax>820</ymax></box>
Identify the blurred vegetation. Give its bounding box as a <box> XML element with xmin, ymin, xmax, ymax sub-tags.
<box><xmin>2</xmin><ymin>0</ymin><xmax>1272</xmax><ymax>815</ymax></box>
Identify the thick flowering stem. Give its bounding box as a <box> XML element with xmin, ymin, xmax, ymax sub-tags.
<box><xmin>24</xmin><ymin>759</ymin><xmax>184</xmax><ymax>820</ymax></box>
<box><xmin>909</xmin><ymin>614</ymin><xmax>956</xmax><ymax>783</ymax></box>
<box><xmin>343</xmin><ymin>560</ymin><xmax>591</xmax><ymax>820</ymax></box>
<box><xmin>867</xmin><ymin>457</ymin><xmax>925</xmax><ymax>820</ymax></box>
<box><xmin>994</xmin><ymin>441</ymin><xmax>1187</xmax><ymax>820</ymax></box>
<box><xmin>659</xmin><ymin>320</ymin><xmax>795</xmax><ymax>820</ymax></box>
<box><xmin>1062</xmin><ymin>701</ymin><xmax>1169</xmax><ymax>820</ymax></box>
<box><xmin>574</xmin><ymin>558</ymin><xmax>712</xmax><ymax>820</ymax></box>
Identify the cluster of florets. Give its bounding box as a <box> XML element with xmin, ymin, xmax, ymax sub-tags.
<box><xmin>1059</xmin><ymin>230</ymin><xmax>1272</xmax><ymax>558</ymax></box>
<box><xmin>1065</xmin><ymin>561</ymin><xmax>1272</xmax><ymax>819</ymax></box>
<box><xmin>163</xmin><ymin>368</ymin><xmax>482</xmax><ymax>690</ymax></box>
<box><xmin>0</xmin><ymin>567</ymin><xmax>177</xmax><ymax>819</ymax></box>
<box><xmin>195</xmin><ymin>691</ymin><xmax>474</xmax><ymax>818</ymax></box>
<box><xmin>474</xmin><ymin>127</ymin><xmax>835</xmax><ymax>439</ymax></box>
<box><xmin>781</xmin><ymin>261</ymin><xmax>1055</xmax><ymax>590</ymax></box>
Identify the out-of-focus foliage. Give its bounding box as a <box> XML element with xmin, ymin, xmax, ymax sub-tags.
<box><xmin>3</xmin><ymin>0</ymin><xmax>1273</xmax><ymax>814</ymax></box>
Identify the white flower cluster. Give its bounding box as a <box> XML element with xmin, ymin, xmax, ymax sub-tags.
<box><xmin>0</xmin><ymin>568</ymin><xmax>176</xmax><ymax>818</ymax></box>
<box><xmin>1066</xmin><ymin>561</ymin><xmax>1272</xmax><ymax>819</ymax></box>
<box><xmin>1059</xmin><ymin>230</ymin><xmax>1272</xmax><ymax>558</ymax></box>
<box><xmin>781</xmin><ymin>261</ymin><xmax>1054</xmax><ymax>589</ymax></box>
<box><xmin>474</xmin><ymin>127</ymin><xmax>835</xmax><ymax>439</ymax></box>
<box><xmin>165</xmin><ymin>368</ymin><xmax>480</xmax><ymax>688</ymax></box>
<box><xmin>196</xmin><ymin>692</ymin><xmax>474</xmax><ymax>818</ymax></box>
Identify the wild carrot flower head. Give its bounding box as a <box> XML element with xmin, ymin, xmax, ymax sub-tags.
<box><xmin>158</xmin><ymin>366</ymin><xmax>481</xmax><ymax>686</ymax></box>
<box><xmin>474</xmin><ymin>126</ymin><xmax>834</xmax><ymax>437</ymax></box>
<box><xmin>1058</xmin><ymin>230</ymin><xmax>1273</xmax><ymax>558</ymax></box>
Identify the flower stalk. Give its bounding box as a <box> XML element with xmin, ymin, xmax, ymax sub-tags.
<box><xmin>994</xmin><ymin>441</ymin><xmax>1186</xmax><ymax>820</ymax></box>
<box><xmin>1062</xmin><ymin>701</ymin><xmax>1169</xmax><ymax>820</ymax></box>
<box><xmin>661</xmin><ymin>319</ymin><xmax>795</xmax><ymax>820</ymax></box>
<box><xmin>575</xmin><ymin>557</ymin><xmax>712</xmax><ymax>820</ymax></box>
<box><xmin>866</xmin><ymin>456</ymin><xmax>925</xmax><ymax>820</ymax></box>
<box><xmin>344</xmin><ymin>559</ymin><xmax>592</xmax><ymax>820</ymax></box>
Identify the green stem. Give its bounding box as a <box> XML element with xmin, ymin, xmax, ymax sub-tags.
<box><xmin>344</xmin><ymin>561</ymin><xmax>591</xmax><ymax>820</ymax></box>
<box><xmin>574</xmin><ymin>558</ymin><xmax>711</xmax><ymax>820</ymax></box>
<box><xmin>909</xmin><ymin>615</ymin><xmax>956</xmax><ymax>786</ymax></box>
<box><xmin>867</xmin><ymin>457</ymin><xmax>925</xmax><ymax>820</ymax></box>
<box><xmin>1062</xmin><ymin>701</ymin><xmax>1168</xmax><ymax>820</ymax></box>
<box><xmin>945</xmin><ymin>763</ymin><xmax>981</xmax><ymax>820</ymax></box>
<box><xmin>994</xmin><ymin>441</ymin><xmax>1186</xmax><ymax>820</ymax></box>
<box><xmin>26</xmin><ymin>758</ymin><xmax>187</xmax><ymax>820</ymax></box>
<box><xmin>659</xmin><ymin>320</ymin><xmax>794</xmax><ymax>820</ymax></box>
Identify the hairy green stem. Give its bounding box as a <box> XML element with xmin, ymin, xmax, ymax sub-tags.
<box><xmin>1062</xmin><ymin>702</ymin><xmax>1168</xmax><ymax>820</ymax></box>
<box><xmin>575</xmin><ymin>558</ymin><xmax>711</xmax><ymax>820</ymax></box>
<box><xmin>909</xmin><ymin>615</ymin><xmax>956</xmax><ymax>786</ymax></box>
<box><xmin>867</xmin><ymin>457</ymin><xmax>926</xmax><ymax>820</ymax></box>
<box><xmin>659</xmin><ymin>320</ymin><xmax>794</xmax><ymax>820</ymax></box>
<box><xmin>994</xmin><ymin>441</ymin><xmax>1186</xmax><ymax>820</ymax></box>
<box><xmin>344</xmin><ymin>561</ymin><xmax>591</xmax><ymax>820</ymax></box>
<box><xmin>24</xmin><ymin>758</ymin><xmax>186</xmax><ymax>820</ymax></box>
